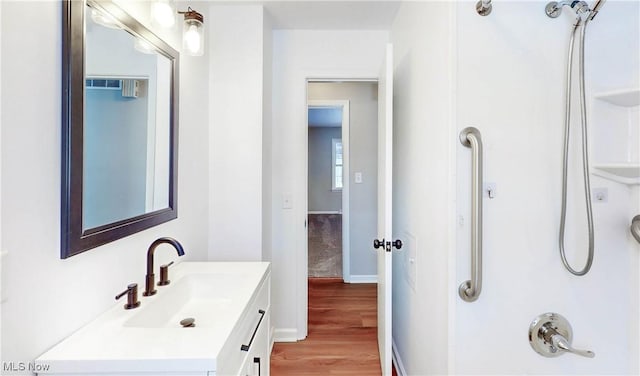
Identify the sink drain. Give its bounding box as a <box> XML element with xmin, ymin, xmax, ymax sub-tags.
<box><xmin>180</xmin><ymin>317</ymin><xmax>195</xmax><ymax>328</ymax></box>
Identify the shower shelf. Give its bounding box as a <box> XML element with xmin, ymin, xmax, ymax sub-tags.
<box><xmin>592</xmin><ymin>164</ymin><xmax>640</xmax><ymax>185</ymax></box>
<box><xmin>591</xmin><ymin>88</ymin><xmax>640</xmax><ymax>185</ymax></box>
<box><xmin>594</xmin><ymin>88</ymin><xmax>640</xmax><ymax>107</ymax></box>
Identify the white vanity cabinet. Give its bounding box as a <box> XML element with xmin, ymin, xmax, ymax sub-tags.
<box><xmin>240</xmin><ymin>310</ymin><xmax>270</xmax><ymax>376</ymax></box>
<box><xmin>250</xmin><ymin>309</ymin><xmax>271</xmax><ymax>376</ymax></box>
<box><xmin>216</xmin><ymin>269</ymin><xmax>271</xmax><ymax>376</ymax></box>
<box><xmin>35</xmin><ymin>262</ymin><xmax>271</xmax><ymax>376</ymax></box>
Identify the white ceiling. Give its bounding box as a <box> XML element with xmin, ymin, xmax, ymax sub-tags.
<box><xmin>207</xmin><ymin>1</ymin><xmax>402</xmax><ymax>30</ymax></box>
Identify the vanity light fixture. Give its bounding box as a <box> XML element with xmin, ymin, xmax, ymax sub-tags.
<box><xmin>151</xmin><ymin>0</ymin><xmax>176</xmax><ymax>28</ymax></box>
<box><xmin>179</xmin><ymin>7</ymin><xmax>205</xmax><ymax>56</ymax></box>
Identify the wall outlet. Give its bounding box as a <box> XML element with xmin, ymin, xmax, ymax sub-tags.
<box><xmin>354</xmin><ymin>172</ymin><xmax>363</xmax><ymax>184</ymax></box>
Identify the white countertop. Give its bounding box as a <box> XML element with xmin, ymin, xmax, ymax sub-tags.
<box><xmin>36</xmin><ymin>262</ymin><xmax>270</xmax><ymax>374</ymax></box>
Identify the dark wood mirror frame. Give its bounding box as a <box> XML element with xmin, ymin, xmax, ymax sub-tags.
<box><xmin>61</xmin><ymin>0</ymin><xmax>179</xmax><ymax>259</ymax></box>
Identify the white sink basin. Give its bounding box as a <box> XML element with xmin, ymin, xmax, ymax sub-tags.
<box><xmin>35</xmin><ymin>261</ymin><xmax>271</xmax><ymax>375</ymax></box>
<box><xmin>124</xmin><ymin>274</ymin><xmax>234</xmax><ymax>328</ymax></box>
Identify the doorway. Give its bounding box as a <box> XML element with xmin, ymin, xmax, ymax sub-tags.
<box><xmin>305</xmin><ymin>81</ymin><xmax>379</xmax><ymax>283</ymax></box>
<box><xmin>307</xmin><ymin>101</ymin><xmax>349</xmax><ymax>279</ymax></box>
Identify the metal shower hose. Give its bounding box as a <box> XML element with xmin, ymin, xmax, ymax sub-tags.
<box><xmin>559</xmin><ymin>16</ymin><xmax>595</xmax><ymax>276</ymax></box>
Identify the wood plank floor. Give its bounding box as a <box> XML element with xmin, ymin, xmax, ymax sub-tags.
<box><xmin>270</xmin><ymin>278</ymin><xmax>397</xmax><ymax>376</ymax></box>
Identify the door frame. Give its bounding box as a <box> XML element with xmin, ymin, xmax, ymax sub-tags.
<box><xmin>307</xmin><ymin>99</ymin><xmax>351</xmax><ymax>282</ymax></box>
<box><xmin>299</xmin><ymin>78</ymin><xmax>377</xmax><ymax>340</ymax></box>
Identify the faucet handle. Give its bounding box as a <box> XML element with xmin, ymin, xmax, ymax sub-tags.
<box><xmin>115</xmin><ymin>283</ymin><xmax>141</xmax><ymax>310</ymax></box>
<box><xmin>529</xmin><ymin>312</ymin><xmax>595</xmax><ymax>359</ymax></box>
<box><xmin>158</xmin><ymin>261</ymin><xmax>175</xmax><ymax>286</ymax></box>
<box><xmin>551</xmin><ymin>334</ymin><xmax>595</xmax><ymax>358</ymax></box>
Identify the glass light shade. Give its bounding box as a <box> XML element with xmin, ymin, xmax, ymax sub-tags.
<box><xmin>151</xmin><ymin>0</ymin><xmax>176</xmax><ymax>28</ymax></box>
<box><xmin>182</xmin><ymin>17</ymin><xmax>204</xmax><ymax>56</ymax></box>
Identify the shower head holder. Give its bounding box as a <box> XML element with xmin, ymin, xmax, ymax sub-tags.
<box><xmin>545</xmin><ymin>1</ymin><xmax>591</xmax><ymax>19</ymax></box>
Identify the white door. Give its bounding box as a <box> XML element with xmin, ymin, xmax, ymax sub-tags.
<box><xmin>376</xmin><ymin>43</ymin><xmax>394</xmax><ymax>376</ymax></box>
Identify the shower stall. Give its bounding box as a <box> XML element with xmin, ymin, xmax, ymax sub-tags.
<box><xmin>390</xmin><ymin>0</ymin><xmax>639</xmax><ymax>374</ymax></box>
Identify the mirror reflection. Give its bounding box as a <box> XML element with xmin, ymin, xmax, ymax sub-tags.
<box><xmin>83</xmin><ymin>4</ymin><xmax>171</xmax><ymax>230</ymax></box>
<box><xmin>61</xmin><ymin>0</ymin><xmax>178</xmax><ymax>258</ymax></box>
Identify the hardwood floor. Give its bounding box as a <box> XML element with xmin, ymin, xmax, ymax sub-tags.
<box><xmin>270</xmin><ymin>278</ymin><xmax>397</xmax><ymax>376</ymax></box>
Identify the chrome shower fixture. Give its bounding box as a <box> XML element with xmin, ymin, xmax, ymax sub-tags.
<box><xmin>545</xmin><ymin>0</ymin><xmax>603</xmax><ymax>19</ymax></box>
<box><xmin>553</xmin><ymin>0</ymin><xmax>607</xmax><ymax>276</ymax></box>
<box><xmin>589</xmin><ymin>0</ymin><xmax>607</xmax><ymax>20</ymax></box>
<box><xmin>631</xmin><ymin>215</ymin><xmax>640</xmax><ymax>244</ymax></box>
<box><xmin>476</xmin><ymin>0</ymin><xmax>492</xmax><ymax>16</ymax></box>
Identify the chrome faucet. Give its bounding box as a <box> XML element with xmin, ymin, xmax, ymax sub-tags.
<box><xmin>143</xmin><ymin>237</ymin><xmax>185</xmax><ymax>296</ymax></box>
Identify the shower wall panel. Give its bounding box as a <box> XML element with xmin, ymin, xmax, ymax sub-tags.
<box><xmin>453</xmin><ymin>1</ymin><xmax>639</xmax><ymax>374</ymax></box>
<box><xmin>391</xmin><ymin>1</ymin><xmax>639</xmax><ymax>375</ymax></box>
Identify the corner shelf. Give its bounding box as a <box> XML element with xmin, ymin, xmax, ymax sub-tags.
<box><xmin>591</xmin><ymin>88</ymin><xmax>640</xmax><ymax>186</ymax></box>
<box><xmin>594</xmin><ymin>88</ymin><xmax>640</xmax><ymax>107</ymax></box>
<box><xmin>592</xmin><ymin>164</ymin><xmax>640</xmax><ymax>185</ymax></box>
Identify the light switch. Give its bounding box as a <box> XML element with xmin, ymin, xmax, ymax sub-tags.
<box><xmin>354</xmin><ymin>172</ymin><xmax>363</xmax><ymax>184</ymax></box>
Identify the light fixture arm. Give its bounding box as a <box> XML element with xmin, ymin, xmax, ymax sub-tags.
<box><xmin>178</xmin><ymin>7</ymin><xmax>204</xmax><ymax>23</ymax></box>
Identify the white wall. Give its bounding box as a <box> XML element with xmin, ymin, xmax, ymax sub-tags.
<box><xmin>262</xmin><ymin>11</ymin><xmax>273</xmax><ymax>263</ymax></box>
<box><xmin>271</xmin><ymin>30</ymin><xmax>388</xmax><ymax>340</ymax></box>
<box><xmin>308</xmin><ymin>126</ymin><xmax>342</xmax><ymax>212</ymax></box>
<box><xmin>390</xmin><ymin>2</ymin><xmax>456</xmax><ymax>374</ymax></box>
<box><xmin>453</xmin><ymin>1</ymin><xmax>638</xmax><ymax>374</ymax></box>
<box><xmin>390</xmin><ymin>1</ymin><xmax>639</xmax><ymax>375</ymax></box>
<box><xmin>0</xmin><ymin>0</ymin><xmax>3</xmax><ymax>366</ymax></box>
<box><xmin>208</xmin><ymin>4</ymin><xmax>266</xmax><ymax>262</ymax></box>
<box><xmin>0</xmin><ymin>1</ymin><xmax>210</xmax><ymax>369</ymax></box>
<box><xmin>308</xmin><ymin>82</ymin><xmax>379</xmax><ymax>277</ymax></box>
<box><xmin>631</xmin><ymin>186</ymin><xmax>640</xmax><ymax>375</ymax></box>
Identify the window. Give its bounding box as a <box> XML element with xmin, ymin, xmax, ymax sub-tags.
<box><xmin>332</xmin><ymin>138</ymin><xmax>343</xmax><ymax>190</ymax></box>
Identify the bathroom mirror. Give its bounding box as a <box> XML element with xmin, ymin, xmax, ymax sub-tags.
<box><xmin>61</xmin><ymin>0</ymin><xmax>179</xmax><ymax>258</ymax></box>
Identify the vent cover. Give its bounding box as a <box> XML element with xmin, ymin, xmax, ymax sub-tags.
<box><xmin>85</xmin><ymin>79</ymin><xmax>121</xmax><ymax>90</ymax></box>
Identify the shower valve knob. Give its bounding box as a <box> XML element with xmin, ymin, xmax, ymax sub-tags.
<box><xmin>529</xmin><ymin>312</ymin><xmax>595</xmax><ymax>359</ymax></box>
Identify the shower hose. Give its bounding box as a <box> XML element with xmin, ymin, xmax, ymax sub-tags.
<box><xmin>559</xmin><ymin>16</ymin><xmax>595</xmax><ymax>276</ymax></box>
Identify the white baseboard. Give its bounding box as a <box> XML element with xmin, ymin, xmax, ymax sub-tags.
<box><xmin>273</xmin><ymin>328</ymin><xmax>298</xmax><ymax>343</ymax></box>
<box><xmin>392</xmin><ymin>339</ymin><xmax>407</xmax><ymax>376</ymax></box>
<box><xmin>348</xmin><ymin>274</ymin><xmax>377</xmax><ymax>283</ymax></box>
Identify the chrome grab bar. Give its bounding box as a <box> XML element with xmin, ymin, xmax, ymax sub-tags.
<box><xmin>459</xmin><ymin>127</ymin><xmax>483</xmax><ymax>302</ymax></box>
